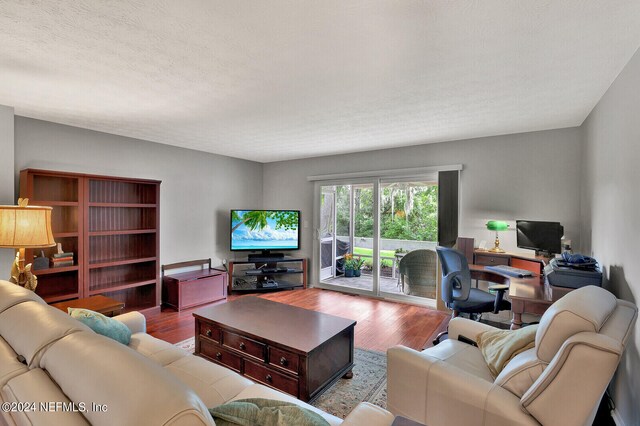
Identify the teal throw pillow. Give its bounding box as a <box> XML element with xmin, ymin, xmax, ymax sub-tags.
<box><xmin>68</xmin><ymin>308</ymin><xmax>131</xmax><ymax>345</ymax></box>
<box><xmin>209</xmin><ymin>398</ymin><xmax>329</xmax><ymax>426</ymax></box>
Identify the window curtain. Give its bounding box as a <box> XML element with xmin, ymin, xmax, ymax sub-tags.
<box><xmin>437</xmin><ymin>170</ymin><xmax>459</xmax><ymax>247</ymax></box>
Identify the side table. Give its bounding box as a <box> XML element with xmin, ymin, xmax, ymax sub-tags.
<box><xmin>51</xmin><ymin>295</ymin><xmax>125</xmax><ymax>317</ymax></box>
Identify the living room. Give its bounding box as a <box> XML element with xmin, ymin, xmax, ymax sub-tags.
<box><xmin>0</xmin><ymin>2</ymin><xmax>639</xmax><ymax>426</ymax></box>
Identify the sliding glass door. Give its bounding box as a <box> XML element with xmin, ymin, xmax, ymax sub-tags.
<box><xmin>316</xmin><ymin>173</ymin><xmax>440</xmax><ymax>304</ymax></box>
<box><xmin>318</xmin><ymin>182</ymin><xmax>376</xmax><ymax>294</ymax></box>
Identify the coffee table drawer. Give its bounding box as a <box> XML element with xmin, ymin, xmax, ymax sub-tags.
<box><xmin>223</xmin><ymin>331</ymin><xmax>265</xmax><ymax>361</ymax></box>
<box><xmin>199</xmin><ymin>322</ymin><xmax>220</xmax><ymax>343</ymax></box>
<box><xmin>269</xmin><ymin>347</ymin><xmax>299</xmax><ymax>375</ymax></box>
<box><xmin>200</xmin><ymin>339</ymin><xmax>242</xmax><ymax>373</ymax></box>
<box><xmin>244</xmin><ymin>360</ymin><xmax>298</xmax><ymax>397</ymax></box>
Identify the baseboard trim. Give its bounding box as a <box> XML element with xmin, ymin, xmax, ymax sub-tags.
<box><xmin>611</xmin><ymin>408</ymin><xmax>625</xmax><ymax>426</ymax></box>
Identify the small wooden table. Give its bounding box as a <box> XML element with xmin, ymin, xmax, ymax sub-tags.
<box><xmin>193</xmin><ymin>296</ymin><xmax>356</xmax><ymax>402</ymax></box>
<box><xmin>469</xmin><ymin>265</ymin><xmax>572</xmax><ymax>329</ymax></box>
<box><xmin>51</xmin><ymin>295</ymin><xmax>125</xmax><ymax>317</ymax></box>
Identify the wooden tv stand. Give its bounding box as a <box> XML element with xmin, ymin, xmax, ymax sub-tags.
<box><xmin>228</xmin><ymin>257</ymin><xmax>307</xmax><ymax>293</ymax></box>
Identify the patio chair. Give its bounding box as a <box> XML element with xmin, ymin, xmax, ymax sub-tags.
<box><xmin>398</xmin><ymin>249</ymin><xmax>437</xmax><ymax>299</ymax></box>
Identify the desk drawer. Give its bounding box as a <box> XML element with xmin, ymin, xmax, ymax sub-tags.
<box><xmin>199</xmin><ymin>340</ymin><xmax>242</xmax><ymax>373</ymax></box>
<box><xmin>475</xmin><ymin>253</ymin><xmax>510</xmax><ymax>266</ymax></box>
<box><xmin>223</xmin><ymin>331</ymin><xmax>265</xmax><ymax>361</ymax></box>
<box><xmin>244</xmin><ymin>360</ymin><xmax>298</xmax><ymax>397</ymax></box>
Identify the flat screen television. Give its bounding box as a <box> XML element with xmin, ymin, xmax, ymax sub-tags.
<box><xmin>230</xmin><ymin>210</ymin><xmax>300</xmax><ymax>255</ymax></box>
<box><xmin>516</xmin><ymin>220</ymin><xmax>564</xmax><ymax>255</ymax></box>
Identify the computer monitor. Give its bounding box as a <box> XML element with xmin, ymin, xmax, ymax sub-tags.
<box><xmin>516</xmin><ymin>220</ymin><xmax>564</xmax><ymax>255</ymax></box>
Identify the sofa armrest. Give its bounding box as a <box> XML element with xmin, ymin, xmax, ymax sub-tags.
<box><xmin>113</xmin><ymin>311</ymin><xmax>146</xmax><ymax>334</ymax></box>
<box><xmin>447</xmin><ymin>317</ymin><xmax>499</xmax><ymax>342</ymax></box>
<box><xmin>387</xmin><ymin>346</ymin><xmax>536</xmax><ymax>426</ymax></box>
<box><xmin>341</xmin><ymin>402</ymin><xmax>394</xmax><ymax>426</ymax></box>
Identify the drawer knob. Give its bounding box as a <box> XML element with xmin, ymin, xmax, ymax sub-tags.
<box><xmin>239</xmin><ymin>342</ymin><xmax>246</xmax><ymax>350</ymax></box>
<box><xmin>215</xmin><ymin>352</ymin><xmax>222</xmax><ymax>360</ymax></box>
<box><xmin>265</xmin><ymin>374</ymin><xmax>273</xmax><ymax>383</ymax></box>
<box><xmin>206</xmin><ymin>329</ymin><xmax>212</xmax><ymax>337</ymax></box>
<box><xmin>279</xmin><ymin>357</ymin><xmax>288</xmax><ymax>366</ymax></box>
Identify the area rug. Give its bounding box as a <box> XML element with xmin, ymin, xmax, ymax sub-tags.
<box><xmin>174</xmin><ymin>338</ymin><xmax>387</xmax><ymax>419</ymax></box>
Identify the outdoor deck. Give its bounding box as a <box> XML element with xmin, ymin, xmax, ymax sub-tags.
<box><xmin>323</xmin><ymin>274</ymin><xmax>400</xmax><ymax>293</ymax></box>
<box><xmin>323</xmin><ymin>273</ymin><xmax>436</xmax><ymax>299</ymax></box>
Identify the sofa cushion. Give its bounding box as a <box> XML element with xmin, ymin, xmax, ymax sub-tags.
<box><xmin>0</xmin><ymin>336</ymin><xmax>28</xmax><ymax>391</ymax></box>
<box><xmin>420</xmin><ymin>339</ymin><xmax>494</xmax><ymax>383</ymax></box>
<box><xmin>128</xmin><ymin>332</ymin><xmax>190</xmax><ymax>366</ymax></box>
<box><xmin>231</xmin><ymin>384</ymin><xmax>342</xmax><ymax>426</ymax></box>
<box><xmin>0</xmin><ymin>280</ymin><xmax>44</xmax><ymax>314</ymax></box>
<box><xmin>535</xmin><ymin>286</ymin><xmax>617</xmax><ymax>362</ymax></box>
<box><xmin>40</xmin><ymin>332</ymin><xmax>213</xmax><ymax>426</ymax></box>
<box><xmin>1</xmin><ymin>368</ymin><xmax>89</xmax><ymax>425</ymax></box>
<box><xmin>0</xmin><ymin>300</ymin><xmax>90</xmax><ymax>367</ymax></box>
<box><xmin>494</xmin><ymin>348</ymin><xmax>547</xmax><ymax>398</ymax></box>
<box><xmin>68</xmin><ymin>308</ymin><xmax>132</xmax><ymax>345</ymax></box>
<box><xmin>166</xmin><ymin>353</ymin><xmax>253</xmax><ymax>407</ymax></box>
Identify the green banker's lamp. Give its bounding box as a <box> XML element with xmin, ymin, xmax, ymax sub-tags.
<box><xmin>486</xmin><ymin>220</ymin><xmax>509</xmax><ymax>253</ymax></box>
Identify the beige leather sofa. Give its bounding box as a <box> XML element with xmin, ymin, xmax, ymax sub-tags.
<box><xmin>0</xmin><ymin>280</ymin><xmax>394</xmax><ymax>426</ymax></box>
<box><xmin>387</xmin><ymin>285</ymin><xmax>637</xmax><ymax>426</ymax></box>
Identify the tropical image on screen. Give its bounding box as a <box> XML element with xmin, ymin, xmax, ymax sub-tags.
<box><xmin>231</xmin><ymin>210</ymin><xmax>300</xmax><ymax>251</ymax></box>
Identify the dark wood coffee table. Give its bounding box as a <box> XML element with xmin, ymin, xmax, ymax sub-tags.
<box><xmin>193</xmin><ymin>296</ymin><xmax>356</xmax><ymax>402</ymax></box>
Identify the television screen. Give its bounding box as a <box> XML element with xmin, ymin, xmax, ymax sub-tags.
<box><xmin>230</xmin><ymin>210</ymin><xmax>300</xmax><ymax>251</ymax></box>
<box><xmin>516</xmin><ymin>220</ymin><xmax>564</xmax><ymax>254</ymax></box>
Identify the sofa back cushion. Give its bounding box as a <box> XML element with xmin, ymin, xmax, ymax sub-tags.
<box><xmin>535</xmin><ymin>286</ymin><xmax>616</xmax><ymax>362</ymax></box>
<box><xmin>1</xmin><ymin>368</ymin><xmax>89</xmax><ymax>425</ymax></box>
<box><xmin>0</xmin><ymin>280</ymin><xmax>44</xmax><ymax>314</ymax></box>
<box><xmin>0</xmin><ymin>300</ymin><xmax>90</xmax><ymax>367</ymax></box>
<box><xmin>41</xmin><ymin>332</ymin><xmax>213</xmax><ymax>426</ymax></box>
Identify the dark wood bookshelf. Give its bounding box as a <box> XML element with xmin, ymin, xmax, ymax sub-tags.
<box><xmin>20</xmin><ymin>169</ymin><xmax>161</xmax><ymax>312</ymax></box>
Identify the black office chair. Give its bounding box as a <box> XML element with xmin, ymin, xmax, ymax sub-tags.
<box><xmin>434</xmin><ymin>246</ymin><xmax>511</xmax><ymax>344</ymax></box>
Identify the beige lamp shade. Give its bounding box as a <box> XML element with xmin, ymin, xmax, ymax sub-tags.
<box><xmin>0</xmin><ymin>205</ymin><xmax>56</xmax><ymax>248</ymax></box>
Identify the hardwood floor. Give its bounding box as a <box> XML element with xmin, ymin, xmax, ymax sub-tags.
<box><xmin>146</xmin><ymin>288</ymin><xmax>449</xmax><ymax>352</ymax></box>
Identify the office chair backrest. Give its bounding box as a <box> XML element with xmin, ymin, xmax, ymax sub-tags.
<box><xmin>436</xmin><ymin>246</ymin><xmax>471</xmax><ymax>305</ymax></box>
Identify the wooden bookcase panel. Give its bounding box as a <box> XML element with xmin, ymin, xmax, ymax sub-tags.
<box><xmin>32</xmin><ymin>175</ymin><xmax>78</xmax><ymax>202</ymax></box>
<box><xmin>102</xmin><ymin>283</ymin><xmax>157</xmax><ymax>312</ymax></box>
<box><xmin>88</xmin><ymin>234</ymin><xmax>156</xmax><ymax>264</ymax></box>
<box><xmin>89</xmin><ymin>180</ymin><xmax>157</xmax><ymax>204</ymax></box>
<box><xmin>89</xmin><ymin>261</ymin><xmax>157</xmax><ymax>292</ymax></box>
<box><xmin>88</xmin><ymin>207</ymin><xmax>156</xmax><ymax>232</ymax></box>
<box><xmin>49</xmin><ymin>206</ymin><xmax>79</xmax><ymax>234</ymax></box>
<box><xmin>35</xmin><ymin>270</ymin><xmax>79</xmax><ymax>302</ymax></box>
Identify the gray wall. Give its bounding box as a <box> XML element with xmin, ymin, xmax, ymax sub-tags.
<box><xmin>580</xmin><ymin>47</ymin><xmax>640</xmax><ymax>426</ymax></box>
<box><xmin>0</xmin><ymin>106</ymin><xmax>15</xmax><ymax>278</ymax></box>
<box><xmin>263</xmin><ymin>127</ymin><xmax>583</xmax><ymax>284</ymax></box>
<box><xmin>14</xmin><ymin>117</ymin><xmax>264</xmax><ymax>267</ymax></box>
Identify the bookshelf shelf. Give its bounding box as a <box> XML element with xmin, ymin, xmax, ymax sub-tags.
<box><xmin>21</xmin><ymin>169</ymin><xmax>161</xmax><ymax>312</ymax></box>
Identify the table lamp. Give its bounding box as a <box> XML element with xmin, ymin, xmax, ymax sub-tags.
<box><xmin>486</xmin><ymin>220</ymin><xmax>509</xmax><ymax>253</ymax></box>
<box><xmin>0</xmin><ymin>198</ymin><xmax>56</xmax><ymax>291</ymax></box>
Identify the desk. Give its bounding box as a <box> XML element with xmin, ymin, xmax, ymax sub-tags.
<box><xmin>469</xmin><ymin>265</ymin><xmax>572</xmax><ymax>330</ymax></box>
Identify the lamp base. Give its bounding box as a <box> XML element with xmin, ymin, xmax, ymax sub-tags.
<box><xmin>488</xmin><ymin>235</ymin><xmax>506</xmax><ymax>254</ymax></box>
<box><xmin>9</xmin><ymin>251</ymin><xmax>38</xmax><ymax>292</ymax></box>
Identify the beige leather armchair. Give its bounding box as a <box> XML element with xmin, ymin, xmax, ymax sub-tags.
<box><xmin>387</xmin><ymin>286</ymin><xmax>637</xmax><ymax>426</ymax></box>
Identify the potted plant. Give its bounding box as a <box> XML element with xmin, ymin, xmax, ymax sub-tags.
<box><xmin>343</xmin><ymin>254</ymin><xmax>356</xmax><ymax>277</ymax></box>
<box><xmin>352</xmin><ymin>256</ymin><xmax>365</xmax><ymax>277</ymax></box>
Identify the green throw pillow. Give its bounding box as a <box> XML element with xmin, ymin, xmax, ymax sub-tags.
<box><xmin>68</xmin><ymin>308</ymin><xmax>131</xmax><ymax>345</ymax></box>
<box><xmin>209</xmin><ymin>398</ymin><xmax>329</xmax><ymax>426</ymax></box>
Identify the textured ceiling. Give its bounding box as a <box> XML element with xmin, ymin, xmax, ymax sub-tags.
<box><xmin>1</xmin><ymin>1</ymin><xmax>640</xmax><ymax>163</ymax></box>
